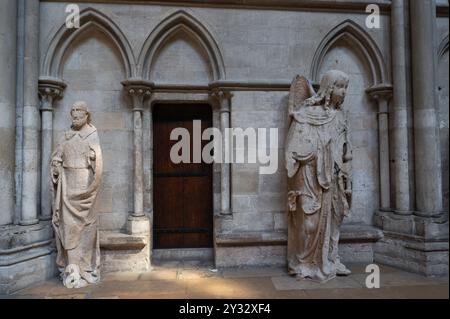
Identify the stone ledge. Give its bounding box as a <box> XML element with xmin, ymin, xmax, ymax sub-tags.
<box><xmin>99</xmin><ymin>231</ymin><xmax>147</xmax><ymax>251</ymax></box>
<box><xmin>374</xmin><ymin>237</ymin><xmax>449</xmax><ymax>276</ymax></box>
<box><xmin>0</xmin><ymin>253</ymin><xmax>58</xmax><ymax>295</ymax></box>
<box><xmin>0</xmin><ymin>239</ymin><xmax>57</xmax><ymax>294</ymax></box>
<box><xmin>99</xmin><ymin>230</ymin><xmax>151</xmax><ymax>273</ymax></box>
<box><xmin>374</xmin><ymin>211</ymin><xmax>449</xmax><ymax>276</ymax></box>
<box><xmin>403</xmin><ymin>241</ymin><xmax>449</xmax><ymax>252</ymax></box>
<box><xmin>215</xmin><ymin>225</ymin><xmax>383</xmax><ymax>247</ymax></box>
<box><xmin>216</xmin><ymin>231</ymin><xmax>286</xmax><ymax>247</ymax></box>
<box><xmin>382</xmin><ymin>230</ymin><xmax>450</xmax><ymax>246</ymax></box>
<box><xmin>0</xmin><ymin>241</ymin><xmax>54</xmax><ymax>267</ymax></box>
<box><xmin>0</xmin><ymin>221</ymin><xmax>53</xmax><ymax>250</ymax></box>
<box><xmin>339</xmin><ymin>225</ymin><xmax>384</xmax><ymax>243</ymax></box>
<box><xmin>76</xmin><ymin>0</ymin><xmax>393</xmax><ymax>12</ymax></box>
<box><xmin>374</xmin><ymin>211</ymin><xmax>449</xmax><ymax>240</ymax></box>
<box><xmin>153</xmin><ymin>248</ymin><xmax>213</xmax><ymax>262</ymax></box>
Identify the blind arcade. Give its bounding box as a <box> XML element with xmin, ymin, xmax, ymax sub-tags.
<box><xmin>169</xmin><ymin>120</ymin><xmax>279</xmax><ymax>175</ymax></box>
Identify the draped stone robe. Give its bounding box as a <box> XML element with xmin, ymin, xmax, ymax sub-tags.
<box><xmin>51</xmin><ymin>123</ymin><xmax>103</xmax><ymax>287</ymax></box>
<box><xmin>285</xmin><ymin>106</ymin><xmax>352</xmax><ymax>282</ymax></box>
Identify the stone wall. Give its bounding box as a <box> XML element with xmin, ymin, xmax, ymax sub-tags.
<box><xmin>39</xmin><ymin>2</ymin><xmax>391</xmax><ymax>234</ymax></box>
<box><xmin>0</xmin><ymin>0</ymin><xmax>448</xmax><ymax>293</ymax></box>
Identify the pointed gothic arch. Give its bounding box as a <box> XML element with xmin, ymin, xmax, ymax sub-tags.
<box><xmin>42</xmin><ymin>8</ymin><xmax>136</xmax><ymax>78</ymax></box>
<box><xmin>310</xmin><ymin>19</ymin><xmax>387</xmax><ymax>85</ymax></box>
<box><xmin>137</xmin><ymin>10</ymin><xmax>226</xmax><ymax>81</ymax></box>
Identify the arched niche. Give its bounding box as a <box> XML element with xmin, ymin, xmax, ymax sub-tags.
<box><xmin>137</xmin><ymin>10</ymin><xmax>226</xmax><ymax>81</ymax></box>
<box><xmin>310</xmin><ymin>20</ymin><xmax>387</xmax><ymax>86</ymax></box>
<box><xmin>52</xmin><ymin>20</ymin><xmax>133</xmax><ymax>232</ymax></box>
<box><xmin>313</xmin><ymin>21</ymin><xmax>385</xmax><ymax>225</ymax></box>
<box><xmin>149</xmin><ymin>27</ymin><xmax>214</xmax><ymax>84</ymax></box>
<box><xmin>42</xmin><ymin>8</ymin><xmax>136</xmax><ymax>79</ymax></box>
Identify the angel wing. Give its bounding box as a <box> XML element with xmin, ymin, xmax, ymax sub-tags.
<box><xmin>288</xmin><ymin>75</ymin><xmax>316</xmax><ymax>124</ymax></box>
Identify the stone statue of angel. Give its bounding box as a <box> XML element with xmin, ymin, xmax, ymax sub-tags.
<box><xmin>285</xmin><ymin>70</ymin><xmax>353</xmax><ymax>282</ymax></box>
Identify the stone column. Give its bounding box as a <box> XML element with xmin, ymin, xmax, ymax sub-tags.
<box><xmin>122</xmin><ymin>79</ymin><xmax>153</xmax><ymax>234</ymax></box>
<box><xmin>0</xmin><ymin>0</ymin><xmax>17</xmax><ymax>226</ymax></box>
<box><xmin>147</xmin><ymin>103</ymin><xmax>154</xmax><ymax>216</ymax></box>
<box><xmin>38</xmin><ymin>77</ymin><xmax>66</xmax><ymax>220</ymax></box>
<box><xmin>410</xmin><ymin>0</ymin><xmax>443</xmax><ymax>216</ymax></box>
<box><xmin>391</xmin><ymin>0</ymin><xmax>412</xmax><ymax>214</ymax></box>
<box><xmin>211</xmin><ymin>90</ymin><xmax>233</xmax><ymax>215</ymax></box>
<box><xmin>367</xmin><ymin>85</ymin><xmax>393</xmax><ymax>211</ymax></box>
<box><xmin>20</xmin><ymin>0</ymin><xmax>40</xmax><ymax>226</ymax></box>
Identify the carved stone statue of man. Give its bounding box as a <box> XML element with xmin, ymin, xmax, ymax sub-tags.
<box><xmin>285</xmin><ymin>70</ymin><xmax>353</xmax><ymax>282</ymax></box>
<box><xmin>51</xmin><ymin>101</ymin><xmax>103</xmax><ymax>288</ymax></box>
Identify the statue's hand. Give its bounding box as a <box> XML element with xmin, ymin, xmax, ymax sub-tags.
<box><xmin>344</xmin><ymin>189</ymin><xmax>352</xmax><ymax>204</ymax></box>
<box><xmin>292</xmin><ymin>151</ymin><xmax>315</xmax><ymax>163</ymax></box>
<box><xmin>343</xmin><ymin>153</ymin><xmax>353</xmax><ymax>162</ymax></box>
<box><xmin>292</xmin><ymin>152</ymin><xmax>305</xmax><ymax>162</ymax></box>
<box><xmin>51</xmin><ymin>166</ymin><xmax>58</xmax><ymax>179</ymax></box>
<box><xmin>89</xmin><ymin>149</ymin><xmax>96</xmax><ymax>161</ymax></box>
<box><xmin>51</xmin><ymin>160</ymin><xmax>61</xmax><ymax>178</ymax></box>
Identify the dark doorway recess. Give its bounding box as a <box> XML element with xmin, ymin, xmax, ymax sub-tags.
<box><xmin>153</xmin><ymin>104</ymin><xmax>213</xmax><ymax>249</ymax></box>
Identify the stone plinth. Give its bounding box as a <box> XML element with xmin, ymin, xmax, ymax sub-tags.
<box><xmin>374</xmin><ymin>211</ymin><xmax>449</xmax><ymax>276</ymax></box>
<box><xmin>214</xmin><ymin>225</ymin><xmax>383</xmax><ymax>268</ymax></box>
<box><xmin>100</xmin><ymin>229</ymin><xmax>150</xmax><ymax>273</ymax></box>
<box><xmin>0</xmin><ymin>222</ymin><xmax>57</xmax><ymax>294</ymax></box>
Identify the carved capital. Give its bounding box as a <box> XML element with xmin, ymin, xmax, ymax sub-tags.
<box><xmin>210</xmin><ymin>89</ymin><xmax>233</xmax><ymax>101</ymax></box>
<box><xmin>122</xmin><ymin>79</ymin><xmax>154</xmax><ymax>111</ymax></box>
<box><xmin>366</xmin><ymin>84</ymin><xmax>393</xmax><ymax>102</ymax></box>
<box><xmin>38</xmin><ymin>77</ymin><xmax>67</xmax><ymax>111</ymax></box>
<box><xmin>210</xmin><ymin>89</ymin><xmax>233</xmax><ymax>112</ymax></box>
<box><xmin>366</xmin><ymin>84</ymin><xmax>393</xmax><ymax>114</ymax></box>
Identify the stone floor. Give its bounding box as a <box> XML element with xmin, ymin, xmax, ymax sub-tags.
<box><xmin>4</xmin><ymin>262</ymin><xmax>449</xmax><ymax>299</ymax></box>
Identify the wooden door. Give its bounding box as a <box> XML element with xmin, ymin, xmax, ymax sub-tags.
<box><xmin>153</xmin><ymin>104</ymin><xmax>213</xmax><ymax>249</ymax></box>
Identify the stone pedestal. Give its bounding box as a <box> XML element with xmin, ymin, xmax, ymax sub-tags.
<box><xmin>0</xmin><ymin>222</ymin><xmax>57</xmax><ymax>294</ymax></box>
<box><xmin>214</xmin><ymin>224</ymin><xmax>383</xmax><ymax>268</ymax></box>
<box><xmin>100</xmin><ymin>229</ymin><xmax>150</xmax><ymax>273</ymax></box>
<box><xmin>374</xmin><ymin>211</ymin><xmax>449</xmax><ymax>276</ymax></box>
<box><xmin>97</xmin><ymin>214</ymin><xmax>151</xmax><ymax>274</ymax></box>
<box><xmin>127</xmin><ymin>215</ymin><xmax>150</xmax><ymax>235</ymax></box>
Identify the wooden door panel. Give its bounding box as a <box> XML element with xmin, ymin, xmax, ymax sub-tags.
<box><xmin>153</xmin><ymin>177</ymin><xmax>184</xmax><ymax>248</ymax></box>
<box><xmin>183</xmin><ymin>176</ymin><xmax>213</xmax><ymax>247</ymax></box>
<box><xmin>153</xmin><ymin>104</ymin><xmax>213</xmax><ymax>249</ymax></box>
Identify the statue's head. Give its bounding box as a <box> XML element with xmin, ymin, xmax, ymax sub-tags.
<box><xmin>70</xmin><ymin>101</ymin><xmax>91</xmax><ymax>130</ymax></box>
<box><xmin>317</xmin><ymin>70</ymin><xmax>349</xmax><ymax>109</ymax></box>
